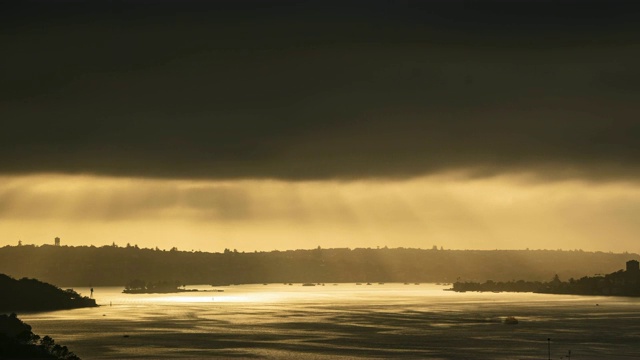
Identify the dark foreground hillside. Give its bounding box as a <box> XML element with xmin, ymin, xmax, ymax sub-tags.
<box><xmin>0</xmin><ymin>313</ymin><xmax>80</xmax><ymax>359</ymax></box>
<box><xmin>0</xmin><ymin>245</ymin><xmax>638</xmax><ymax>286</ymax></box>
<box><xmin>0</xmin><ymin>274</ymin><xmax>96</xmax><ymax>312</ymax></box>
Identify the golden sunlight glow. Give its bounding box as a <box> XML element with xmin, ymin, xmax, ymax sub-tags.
<box><xmin>1</xmin><ymin>174</ymin><xmax>639</xmax><ymax>253</ymax></box>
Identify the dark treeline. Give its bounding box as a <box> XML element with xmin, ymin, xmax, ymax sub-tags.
<box><xmin>0</xmin><ymin>274</ymin><xmax>96</xmax><ymax>312</ymax></box>
<box><xmin>0</xmin><ymin>244</ymin><xmax>638</xmax><ymax>286</ymax></box>
<box><xmin>123</xmin><ymin>279</ymin><xmax>196</xmax><ymax>294</ymax></box>
<box><xmin>452</xmin><ymin>279</ymin><xmax>544</xmax><ymax>293</ymax></box>
<box><xmin>0</xmin><ymin>313</ymin><xmax>80</xmax><ymax>359</ymax></box>
<box><xmin>452</xmin><ymin>261</ymin><xmax>640</xmax><ymax>297</ymax></box>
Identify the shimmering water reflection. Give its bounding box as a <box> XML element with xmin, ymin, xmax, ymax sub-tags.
<box><xmin>20</xmin><ymin>284</ymin><xmax>640</xmax><ymax>359</ymax></box>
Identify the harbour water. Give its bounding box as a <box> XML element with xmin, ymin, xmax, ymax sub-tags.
<box><xmin>20</xmin><ymin>284</ymin><xmax>640</xmax><ymax>359</ymax></box>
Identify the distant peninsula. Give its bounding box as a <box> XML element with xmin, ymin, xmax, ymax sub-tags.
<box><xmin>123</xmin><ymin>279</ymin><xmax>199</xmax><ymax>294</ymax></box>
<box><xmin>451</xmin><ymin>260</ymin><xmax>640</xmax><ymax>297</ymax></box>
<box><xmin>0</xmin><ymin>274</ymin><xmax>97</xmax><ymax>312</ymax></box>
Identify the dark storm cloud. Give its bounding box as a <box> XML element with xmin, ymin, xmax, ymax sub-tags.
<box><xmin>1</xmin><ymin>1</ymin><xmax>639</xmax><ymax>180</ymax></box>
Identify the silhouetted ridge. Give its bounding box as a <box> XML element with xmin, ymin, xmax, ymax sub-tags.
<box><xmin>0</xmin><ymin>245</ymin><xmax>638</xmax><ymax>286</ymax></box>
<box><xmin>0</xmin><ymin>274</ymin><xmax>96</xmax><ymax>312</ymax></box>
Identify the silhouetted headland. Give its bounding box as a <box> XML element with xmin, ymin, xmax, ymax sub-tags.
<box><xmin>0</xmin><ymin>274</ymin><xmax>96</xmax><ymax>312</ymax></box>
<box><xmin>451</xmin><ymin>260</ymin><xmax>640</xmax><ymax>297</ymax></box>
<box><xmin>0</xmin><ymin>313</ymin><xmax>81</xmax><ymax>359</ymax></box>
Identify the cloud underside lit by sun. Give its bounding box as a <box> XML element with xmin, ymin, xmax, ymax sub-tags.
<box><xmin>1</xmin><ymin>174</ymin><xmax>639</xmax><ymax>253</ymax></box>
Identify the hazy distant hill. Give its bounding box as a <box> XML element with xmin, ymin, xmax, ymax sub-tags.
<box><xmin>0</xmin><ymin>245</ymin><xmax>637</xmax><ymax>286</ymax></box>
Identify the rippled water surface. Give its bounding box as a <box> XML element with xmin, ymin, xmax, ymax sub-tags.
<box><xmin>20</xmin><ymin>284</ymin><xmax>640</xmax><ymax>359</ymax></box>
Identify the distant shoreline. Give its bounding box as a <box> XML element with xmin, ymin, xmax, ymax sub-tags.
<box><xmin>122</xmin><ymin>288</ymin><xmax>202</xmax><ymax>294</ymax></box>
<box><xmin>450</xmin><ymin>260</ymin><xmax>640</xmax><ymax>297</ymax></box>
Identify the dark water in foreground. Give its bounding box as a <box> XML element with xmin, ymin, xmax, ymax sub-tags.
<box><xmin>20</xmin><ymin>284</ymin><xmax>640</xmax><ymax>359</ymax></box>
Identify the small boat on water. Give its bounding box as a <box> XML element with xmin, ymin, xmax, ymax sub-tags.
<box><xmin>504</xmin><ymin>316</ymin><xmax>518</xmax><ymax>325</ymax></box>
<box><xmin>302</xmin><ymin>283</ymin><xmax>316</xmax><ymax>286</ymax></box>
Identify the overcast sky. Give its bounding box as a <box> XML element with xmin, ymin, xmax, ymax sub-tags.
<box><xmin>1</xmin><ymin>1</ymin><xmax>639</xmax><ymax>252</ymax></box>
